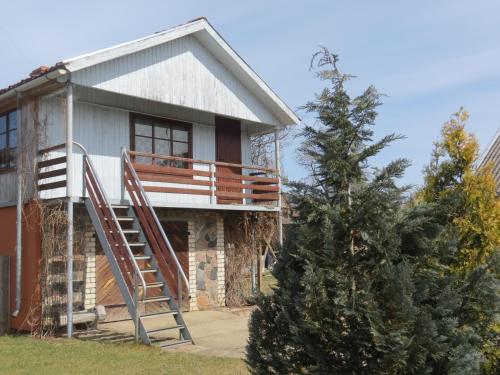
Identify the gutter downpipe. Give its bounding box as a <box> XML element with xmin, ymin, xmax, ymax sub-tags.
<box><xmin>66</xmin><ymin>83</ymin><xmax>74</xmax><ymax>338</ymax></box>
<box><xmin>12</xmin><ymin>93</ymin><xmax>22</xmax><ymax>317</ymax></box>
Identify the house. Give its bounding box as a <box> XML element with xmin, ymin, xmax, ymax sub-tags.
<box><xmin>479</xmin><ymin>130</ymin><xmax>500</xmax><ymax>196</ymax></box>
<box><xmin>0</xmin><ymin>18</ymin><xmax>298</xmax><ymax>347</ymax></box>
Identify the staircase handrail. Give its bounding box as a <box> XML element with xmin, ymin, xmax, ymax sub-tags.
<box><xmin>122</xmin><ymin>149</ymin><xmax>190</xmax><ymax>289</ymax></box>
<box><xmin>74</xmin><ymin>141</ymin><xmax>147</xmax><ymax>292</ymax></box>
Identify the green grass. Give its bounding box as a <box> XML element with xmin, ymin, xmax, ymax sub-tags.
<box><xmin>0</xmin><ymin>335</ymin><xmax>248</xmax><ymax>375</ymax></box>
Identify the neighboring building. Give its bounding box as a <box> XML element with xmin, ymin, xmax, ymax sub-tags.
<box><xmin>0</xmin><ymin>18</ymin><xmax>298</xmax><ymax>347</ymax></box>
<box><xmin>479</xmin><ymin>130</ymin><xmax>500</xmax><ymax>196</ymax></box>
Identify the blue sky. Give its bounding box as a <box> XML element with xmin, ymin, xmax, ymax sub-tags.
<box><xmin>1</xmin><ymin>0</ymin><xmax>499</xmax><ymax>188</ymax></box>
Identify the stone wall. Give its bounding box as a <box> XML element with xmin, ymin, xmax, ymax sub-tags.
<box><xmin>157</xmin><ymin>209</ymin><xmax>226</xmax><ymax>311</ymax></box>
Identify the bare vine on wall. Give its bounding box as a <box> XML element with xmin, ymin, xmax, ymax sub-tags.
<box><xmin>224</xmin><ymin>212</ymin><xmax>278</xmax><ymax>307</ymax></box>
<box><xmin>17</xmin><ymin>95</ymin><xmax>87</xmax><ymax>337</ymax></box>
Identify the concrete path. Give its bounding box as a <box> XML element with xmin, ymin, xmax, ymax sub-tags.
<box><xmin>99</xmin><ymin>308</ymin><xmax>253</xmax><ymax>358</ymax></box>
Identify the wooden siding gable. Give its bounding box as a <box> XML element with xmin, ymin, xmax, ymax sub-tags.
<box><xmin>71</xmin><ymin>35</ymin><xmax>282</xmax><ymax>126</ymax></box>
<box><xmin>65</xmin><ymin>18</ymin><xmax>299</xmax><ymax>127</ymax></box>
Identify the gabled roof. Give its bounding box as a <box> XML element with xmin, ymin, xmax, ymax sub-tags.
<box><xmin>0</xmin><ymin>17</ymin><xmax>299</xmax><ymax>126</ymax></box>
<box><xmin>479</xmin><ymin>129</ymin><xmax>500</xmax><ymax>196</ymax></box>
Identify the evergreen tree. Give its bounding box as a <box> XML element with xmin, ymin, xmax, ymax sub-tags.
<box><xmin>418</xmin><ymin>111</ymin><xmax>500</xmax><ymax>374</ymax></box>
<box><xmin>246</xmin><ymin>49</ymin><xmax>494</xmax><ymax>374</ymax></box>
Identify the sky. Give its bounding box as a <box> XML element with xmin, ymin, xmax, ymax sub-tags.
<box><xmin>1</xmin><ymin>0</ymin><xmax>499</xmax><ymax>188</ymax></box>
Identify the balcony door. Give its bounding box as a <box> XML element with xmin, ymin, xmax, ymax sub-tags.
<box><xmin>215</xmin><ymin>116</ymin><xmax>242</xmax><ymax>204</ymax></box>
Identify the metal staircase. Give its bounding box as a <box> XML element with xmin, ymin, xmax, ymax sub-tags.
<box><xmin>74</xmin><ymin>142</ymin><xmax>192</xmax><ymax>348</ymax></box>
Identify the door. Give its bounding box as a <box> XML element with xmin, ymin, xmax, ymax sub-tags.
<box><xmin>161</xmin><ymin>221</ymin><xmax>189</xmax><ymax>281</ymax></box>
<box><xmin>162</xmin><ymin>221</ymin><xmax>189</xmax><ymax>309</ymax></box>
<box><xmin>215</xmin><ymin>116</ymin><xmax>242</xmax><ymax>204</ymax></box>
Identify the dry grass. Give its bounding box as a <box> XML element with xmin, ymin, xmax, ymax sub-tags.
<box><xmin>0</xmin><ymin>335</ymin><xmax>248</xmax><ymax>375</ymax></box>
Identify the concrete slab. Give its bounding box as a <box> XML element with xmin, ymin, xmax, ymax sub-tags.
<box><xmin>98</xmin><ymin>307</ymin><xmax>253</xmax><ymax>359</ymax></box>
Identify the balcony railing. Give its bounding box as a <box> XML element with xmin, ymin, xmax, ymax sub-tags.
<box><xmin>127</xmin><ymin>150</ymin><xmax>280</xmax><ymax>206</ymax></box>
<box><xmin>35</xmin><ymin>145</ymin><xmax>281</xmax><ymax>209</ymax></box>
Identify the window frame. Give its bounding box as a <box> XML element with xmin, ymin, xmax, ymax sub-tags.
<box><xmin>0</xmin><ymin>108</ymin><xmax>18</xmax><ymax>173</ymax></box>
<box><xmin>129</xmin><ymin>113</ymin><xmax>193</xmax><ymax>167</ymax></box>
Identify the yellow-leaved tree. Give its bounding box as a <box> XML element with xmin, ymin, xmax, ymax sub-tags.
<box><xmin>419</xmin><ymin>109</ymin><xmax>500</xmax><ymax>272</ymax></box>
<box><xmin>419</xmin><ymin>108</ymin><xmax>500</xmax><ymax>374</ymax></box>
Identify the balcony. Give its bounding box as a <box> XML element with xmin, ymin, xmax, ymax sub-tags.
<box><xmin>127</xmin><ymin>151</ymin><xmax>280</xmax><ymax>209</ymax></box>
<box><xmin>36</xmin><ymin>145</ymin><xmax>281</xmax><ymax>211</ymax></box>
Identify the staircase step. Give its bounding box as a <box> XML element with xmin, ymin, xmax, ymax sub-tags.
<box><xmin>121</xmin><ymin>255</ymin><xmax>151</xmax><ymax>261</ymax></box>
<box><xmin>127</xmin><ymin>268</ymin><xmax>157</xmax><ymax>274</ymax></box>
<box><xmin>134</xmin><ymin>255</ymin><xmax>151</xmax><ymax>261</ymax></box>
<box><xmin>122</xmin><ymin>229</ymin><xmax>140</xmax><ymax>235</ymax></box>
<box><xmin>157</xmin><ymin>339</ymin><xmax>192</xmax><ymax>349</ymax></box>
<box><xmin>106</xmin><ymin>216</ymin><xmax>134</xmax><ymax>222</ymax></box>
<box><xmin>111</xmin><ymin>205</ymin><xmax>130</xmax><ymax>209</ymax></box>
<box><xmin>140</xmin><ymin>296</ymin><xmax>170</xmax><ymax>303</ymax></box>
<box><xmin>147</xmin><ymin>325</ymin><xmax>184</xmax><ymax>334</ymax></box>
<box><xmin>140</xmin><ymin>311</ymin><xmax>178</xmax><ymax>320</ymax></box>
<box><xmin>140</xmin><ymin>281</ymin><xmax>164</xmax><ymax>288</ymax></box>
<box><xmin>127</xmin><ymin>242</ymin><xmax>146</xmax><ymax>247</ymax></box>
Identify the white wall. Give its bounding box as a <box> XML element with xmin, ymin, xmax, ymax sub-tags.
<box><xmin>72</xmin><ymin>34</ymin><xmax>281</xmax><ymax>127</ymax></box>
<box><xmin>37</xmin><ymin>97</ymin><xmax>252</xmax><ymax>205</ymax></box>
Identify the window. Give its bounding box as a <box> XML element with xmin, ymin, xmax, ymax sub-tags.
<box><xmin>0</xmin><ymin>110</ymin><xmax>17</xmax><ymax>170</ymax></box>
<box><xmin>131</xmin><ymin>114</ymin><xmax>191</xmax><ymax>168</ymax></box>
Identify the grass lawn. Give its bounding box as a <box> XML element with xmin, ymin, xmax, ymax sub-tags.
<box><xmin>0</xmin><ymin>335</ymin><xmax>248</xmax><ymax>375</ymax></box>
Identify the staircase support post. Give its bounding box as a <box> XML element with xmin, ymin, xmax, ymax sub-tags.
<box><xmin>66</xmin><ymin>84</ymin><xmax>74</xmax><ymax>338</ymax></box>
<box><xmin>134</xmin><ymin>272</ymin><xmax>139</xmax><ymax>343</ymax></box>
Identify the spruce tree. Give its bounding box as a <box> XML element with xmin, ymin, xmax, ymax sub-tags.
<box><xmin>246</xmin><ymin>49</ymin><xmax>493</xmax><ymax>374</ymax></box>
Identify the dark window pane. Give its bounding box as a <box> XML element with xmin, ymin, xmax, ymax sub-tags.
<box><xmin>0</xmin><ymin>134</ymin><xmax>6</xmax><ymax>150</ymax></box>
<box><xmin>135</xmin><ymin>122</ymin><xmax>152</xmax><ymax>137</ymax></box>
<box><xmin>172</xmin><ymin>127</ymin><xmax>188</xmax><ymax>142</ymax></box>
<box><xmin>0</xmin><ymin>150</ymin><xmax>6</xmax><ymax>169</ymax></box>
<box><xmin>136</xmin><ymin>156</ymin><xmax>152</xmax><ymax>164</ymax></box>
<box><xmin>9</xmin><ymin>129</ymin><xmax>17</xmax><ymax>147</ymax></box>
<box><xmin>9</xmin><ymin>149</ymin><xmax>16</xmax><ymax>168</ymax></box>
<box><xmin>154</xmin><ymin>125</ymin><xmax>170</xmax><ymax>140</ymax></box>
<box><xmin>155</xmin><ymin>139</ymin><xmax>170</xmax><ymax>155</ymax></box>
<box><xmin>172</xmin><ymin>141</ymin><xmax>189</xmax><ymax>158</ymax></box>
<box><xmin>9</xmin><ymin>111</ymin><xmax>17</xmax><ymax>130</ymax></box>
<box><xmin>134</xmin><ymin>136</ymin><xmax>152</xmax><ymax>164</ymax></box>
<box><xmin>0</xmin><ymin>116</ymin><xmax>5</xmax><ymax>133</ymax></box>
<box><xmin>135</xmin><ymin>136</ymin><xmax>152</xmax><ymax>153</ymax></box>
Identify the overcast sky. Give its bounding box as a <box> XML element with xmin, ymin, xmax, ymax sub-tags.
<box><xmin>1</xmin><ymin>0</ymin><xmax>499</xmax><ymax>188</ymax></box>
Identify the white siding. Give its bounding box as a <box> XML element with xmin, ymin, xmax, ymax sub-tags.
<box><xmin>38</xmin><ymin>98</ymin><xmax>219</xmax><ymax>205</ymax></box>
<box><xmin>241</xmin><ymin>130</ymin><xmax>251</xmax><ymax>166</ymax></box>
<box><xmin>72</xmin><ymin>35</ymin><xmax>281</xmax><ymax>127</ymax></box>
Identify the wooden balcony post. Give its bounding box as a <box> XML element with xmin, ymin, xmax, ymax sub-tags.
<box><xmin>210</xmin><ymin>163</ymin><xmax>216</xmax><ymax>204</ymax></box>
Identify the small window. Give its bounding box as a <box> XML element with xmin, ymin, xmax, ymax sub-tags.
<box><xmin>131</xmin><ymin>114</ymin><xmax>191</xmax><ymax>168</ymax></box>
<box><xmin>0</xmin><ymin>109</ymin><xmax>17</xmax><ymax>171</ymax></box>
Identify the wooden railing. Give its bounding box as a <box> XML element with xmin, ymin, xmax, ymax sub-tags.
<box><xmin>128</xmin><ymin>151</ymin><xmax>280</xmax><ymax>205</ymax></box>
<box><xmin>37</xmin><ymin>143</ymin><xmax>67</xmax><ymax>193</ymax></box>
<box><xmin>123</xmin><ymin>150</ymin><xmax>189</xmax><ymax>305</ymax></box>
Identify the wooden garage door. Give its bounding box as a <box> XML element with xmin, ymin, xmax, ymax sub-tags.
<box><xmin>96</xmin><ymin>222</ymin><xmax>189</xmax><ymax>306</ymax></box>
